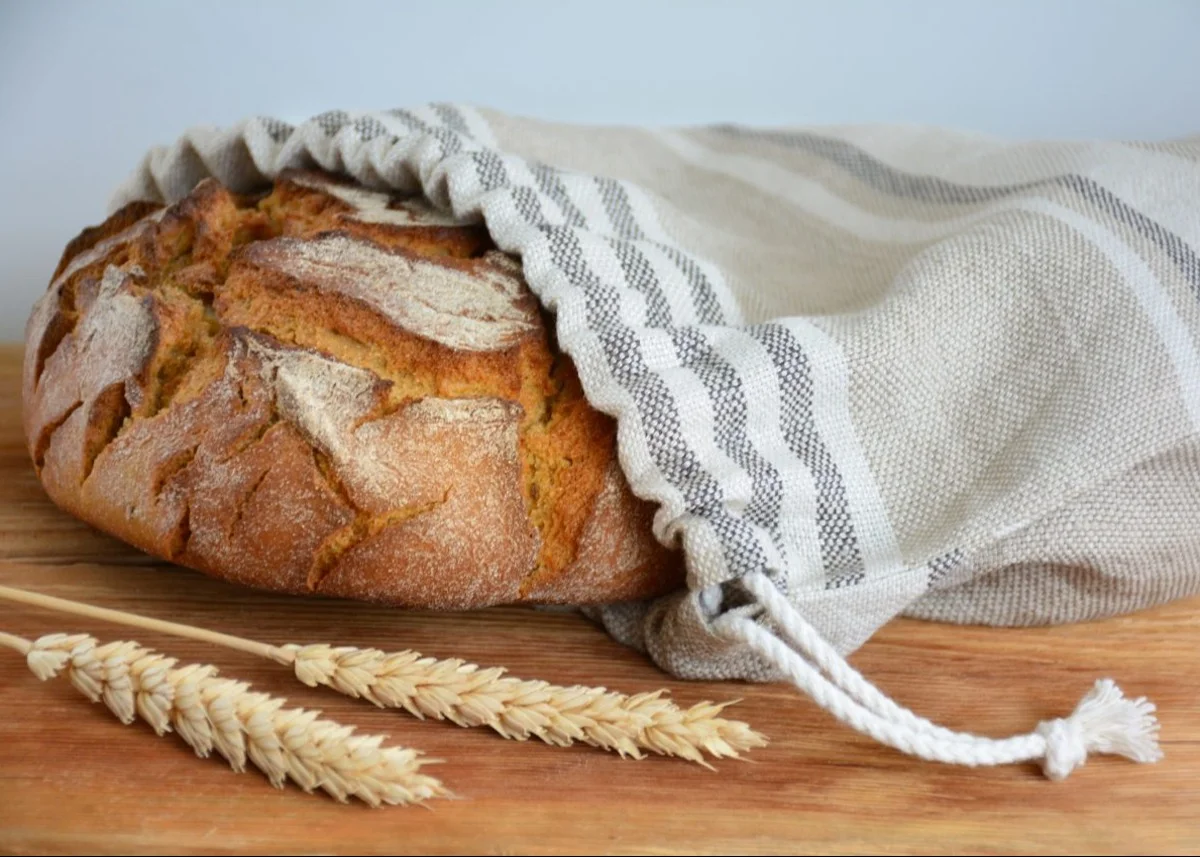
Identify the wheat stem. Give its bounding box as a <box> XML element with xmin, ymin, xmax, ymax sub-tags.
<box><xmin>0</xmin><ymin>628</ymin><xmax>32</xmax><ymax>654</ymax></box>
<box><xmin>0</xmin><ymin>584</ymin><xmax>284</xmax><ymax>662</ymax></box>
<box><xmin>2</xmin><ymin>629</ymin><xmax>449</xmax><ymax>807</ymax></box>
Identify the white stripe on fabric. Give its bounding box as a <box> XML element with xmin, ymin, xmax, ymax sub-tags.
<box><xmin>779</xmin><ymin>317</ymin><xmax>905</xmax><ymax>577</ymax></box>
<box><xmin>457</xmin><ymin>106</ymin><xmax>500</xmax><ymax>148</ymax></box>
<box><xmin>638</xmin><ymin>327</ymin><xmax>760</xmax><ymax>518</ymax></box>
<box><xmin>552</xmin><ymin>174</ymin><xmax>618</xmax><ymax>236</ymax></box>
<box><xmin>1022</xmin><ymin>197</ymin><xmax>1200</xmax><ymax>431</ymax></box>
<box><xmin>698</xmin><ymin>254</ymin><xmax>744</xmax><ymax>327</ymax></box>
<box><xmin>618</xmin><ymin>181</ymin><xmax>673</xmax><ymax>245</ymax></box>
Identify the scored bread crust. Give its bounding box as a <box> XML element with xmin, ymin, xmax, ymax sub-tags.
<box><xmin>22</xmin><ymin>169</ymin><xmax>684</xmax><ymax>609</ymax></box>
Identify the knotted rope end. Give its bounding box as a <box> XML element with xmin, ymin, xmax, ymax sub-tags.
<box><xmin>1036</xmin><ymin>678</ymin><xmax>1163</xmax><ymax>781</ymax></box>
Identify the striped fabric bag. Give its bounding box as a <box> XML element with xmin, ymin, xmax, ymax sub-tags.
<box><xmin>111</xmin><ymin>104</ymin><xmax>1200</xmax><ymax>781</ymax></box>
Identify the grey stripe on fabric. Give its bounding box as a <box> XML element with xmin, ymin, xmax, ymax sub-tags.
<box><xmin>605</xmin><ymin>240</ymin><xmax>674</xmax><ymax>327</ymax></box>
<box><xmin>1062</xmin><ymin>175</ymin><xmax>1200</xmax><ymax>297</ymax></box>
<box><xmin>384</xmin><ymin>108</ymin><xmax>463</xmax><ymax>158</ymax></box>
<box><xmin>594</xmin><ymin>177</ymin><xmax>646</xmax><ymax>240</ymax></box>
<box><xmin>751</xmin><ymin>323</ymin><xmax>864</xmax><ymax>582</ymax></box>
<box><xmin>669</xmin><ymin>327</ymin><xmax>787</xmax><ymax>562</ymax></box>
<box><xmin>259</xmin><ymin>117</ymin><xmax>294</xmax><ymax>144</ymax></box>
<box><xmin>661</xmin><ymin>244</ymin><xmax>727</xmax><ymax>326</ymax></box>
<box><xmin>431</xmin><ymin>103</ymin><xmax>472</xmax><ymax>139</ymax></box>
<box><xmin>714</xmin><ymin>126</ymin><xmax>1029</xmax><ymax>204</ymax></box>
<box><xmin>352</xmin><ymin>115</ymin><xmax>389</xmax><ymax>141</ymax></box>
<box><xmin>718</xmin><ymin>126</ymin><xmax>1200</xmax><ymax>291</ymax></box>
<box><xmin>384</xmin><ymin>108</ymin><xmax>434</xmax><ymax>134</ymax></box>
<box><xmin>825</xmin><ymin>570</ymin><xmax>864</xmax><ymax>590</ymax></box>
<box><xmin>927</xmin><ymin>548</ymin><xmax>966</xmax><ymax>587</ymax></box>
<box><xmin>471</xmin><ymin>149</ymin><xmax>508</xmax><ymax>192</ymax></box>
<box><xmin>532</xmin><ymin>164</ymin><xmax>588</xmax><ymax>227</ymax></box>
<box><xmin>313</xmin><ymin>110</ymin><xmax>351</xmax><ymax>136</ymax></box>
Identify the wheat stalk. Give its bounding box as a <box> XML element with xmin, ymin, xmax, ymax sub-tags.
<box><xmin>0</xmin><ymin>629</ymin><xmax>448</xmax><ymax>807</ymax></box>
<box><xmin>0</xmin><ymin>583</ymin><xmax>767</xmax><ymax>765</ymax></box>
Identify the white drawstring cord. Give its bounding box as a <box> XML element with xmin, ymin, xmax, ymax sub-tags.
<box><xmin>713</xmin><ymin>572</ymin><xmax>1164</xmax><ymax>780</ymax></box>
<box><xmin>738</xmin><ymin>572</ymin><xmax>986</xmax><ymax>744</ymax></box>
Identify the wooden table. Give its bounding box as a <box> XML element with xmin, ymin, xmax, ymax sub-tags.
<box><xmin>0</xmin><ymin>342</ymin><xmax>1196</xmax><ymax>855</ymax></box>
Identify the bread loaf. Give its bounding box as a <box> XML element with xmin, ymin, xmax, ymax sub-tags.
<box><xmin>22</xmin><ymin>169</ymin><xmax>684</xmax><ymax>608</ymax></box>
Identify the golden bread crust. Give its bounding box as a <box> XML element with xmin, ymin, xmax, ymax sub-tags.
<box><xmin>22</xmin><ymin>169</ymin><xmax>683</xmax><ymax>608</ymax></box>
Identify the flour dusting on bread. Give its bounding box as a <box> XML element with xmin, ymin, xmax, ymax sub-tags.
<box><xmin>244</xmin><ymin>334</ymin><xmax>520</xmax><ymax>509</ymax></box>
<box><xmin>243</xmin><ymin>234</ymin><xmax>535</xmax><ymax>353</ymax></box>
<box><xmin>246</xmin><ymin>334</ymin><xmax>380</xmax><ymax>450</ymax></box>
<box><xmin>24</xmin><ymin>209</ymin><xmax>165</xmax><ymax>396</ymax></box>
<box><xmin>79</xmin><ymin>266</ymin><xmax>157</xmax><ymax>394</ymax></box>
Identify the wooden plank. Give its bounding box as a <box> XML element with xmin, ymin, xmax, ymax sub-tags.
<box><xmin>1</xmin><ymin>342</ymin><xmax>1197</xmax><ymax>855</ymax></box>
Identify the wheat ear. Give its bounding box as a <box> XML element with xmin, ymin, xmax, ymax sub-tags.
<box><xmin>0</xmin><ymin>629</ymin><xmax>448</xmax><ymax>807</ymax></box>
<box><xmin>0</xmin><ymin>583</ymin><xmax>767</xmax><ymax>764</ymax></box>
<box><xmin>285</xmin><ymin>643</ymin><xmax>767</xmax><ymax>765</ymax></box>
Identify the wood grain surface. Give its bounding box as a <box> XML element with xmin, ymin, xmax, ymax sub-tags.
<box><xmin>0</xmin><ymin>342</ymin><xmax>1197</xmax><ymax>855</ymax></box>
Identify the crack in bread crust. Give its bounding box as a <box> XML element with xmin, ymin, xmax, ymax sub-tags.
<box><xmin>32</xmin><ymin>400</ymin><xmax>82</xmax><ymax>472</ymax></box>
<box><xmin>224</xmin><ymin>410</ymin><xmax>281</xmax><ymax>459</ymax></box>
<box><xmin>227</xmin><ymin>467</ymin><xmax>269</xmax><ymax>537</ymax></box>
<box><xmin>22</xmin><ymin>168</ymin><xmax>684</xmax><ymax>608</ymax></box>
<box><xmin>172</xmin><ymin>498</ymin><xmax>193</xmax><ymax>560</ymax></box>
<box><xmin>153</xmin><ymin>444</ymin><xmax>199</xmax><ymax>497</ymax></box>
<box><xmin>30</xmin><ymin>299</ymin><xmax>76</xmax><ymax>393</ymax></box>
<box><xmin>309</xmin><ymin>446</ymin><xmax>358</xmax><ymax>515</ymax></box>
<box><xmin>80</xmin><ymin>383</ymin><xmax>133</xmax><ymax>483</ymax></box>
<box><xmin>306</xmin><ymin>492</ymin><xmax>450</xmax><ymax>589</ymax></box>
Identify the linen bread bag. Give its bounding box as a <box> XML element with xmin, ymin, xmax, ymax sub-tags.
<box><xmin>25</xmin><ymin>104</ymin><xmax>1200</xmax><ymax>780</ymax></box>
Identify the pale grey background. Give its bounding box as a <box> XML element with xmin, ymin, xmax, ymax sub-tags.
<box><xmin>2</xmin><ymin>0</ymin><xmax>1198</xmax><ymax>340</ymax></box>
